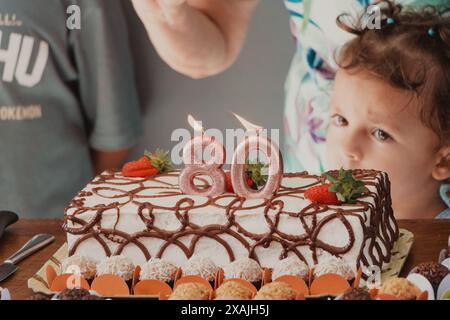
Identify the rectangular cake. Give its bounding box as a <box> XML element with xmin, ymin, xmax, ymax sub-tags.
<box><xmin>63</xmin><ymin>169</ymin><xmax>399</xmax><ymax>271</ymax></box>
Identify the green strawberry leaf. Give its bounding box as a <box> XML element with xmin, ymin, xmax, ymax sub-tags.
<box><xmin>326</xmin><ymin>168</ymin><xmax>370</xmax><ymax>204</ymax></box>
<box><xmin>144</xmin><ymin>149</ymin><xmax>174</xmax><ymax>173</ymax></box>
<box><xmin>245</xmin><ymin>160</ymin><xmax>268</xmax><ymax>190</ymax></box>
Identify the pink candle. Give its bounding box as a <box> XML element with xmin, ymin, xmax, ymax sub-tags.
<box><xmin>231</xmin><ymin>114</ymin><xmax>283</xmax><ymax>199</ymax></box>
<box><xmin>179</xmin><ymin>116</ymin><xmax>226</xmax><ymax>197</ymax></box>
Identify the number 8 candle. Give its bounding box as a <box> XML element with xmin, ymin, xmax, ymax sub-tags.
<box><xmin>179</xmin><ymin>115</ymin><xmax>226</xmax><ymax>197</ymax></box>
<box><xmin>231</xmin><ymin>113</ymin><xmax>283</xmax><ymax>199</ymax></box>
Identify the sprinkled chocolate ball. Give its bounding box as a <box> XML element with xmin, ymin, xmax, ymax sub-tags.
<box><xmin>341</xmin><ymin>288</ymin><xmax>372</xmax><ymax>300</ymax></box>
<box><xmin>410</xmin><ymin>262</ymin><xmax>449</xmax><ymax>288</ymax></box>
<box><xmin>57</xmin><ymin>288</ymin><xmax>92</xmax><ymax>300</ymax></box>
<box><xmin>27</xmin><ymin>293</ymin><xmax>53</xmax><ymax>300</ymax></box>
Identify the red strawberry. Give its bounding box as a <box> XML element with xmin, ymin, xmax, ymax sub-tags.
<box><xmin>304</xmin><ymin>184</ymin><xmax>342</xmax><ymax>205</ymax></box>
<box><xmin>122</xmin><ymin>157</ymin><xmax>158</xmax><ymax>178</ymax></box>
<box><xmin>225</xmin><ymin>172</ymin><xmax>254</xmax><ymax>193</ymax></box>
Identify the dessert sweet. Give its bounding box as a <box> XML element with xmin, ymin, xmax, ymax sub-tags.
<box><xmin>223</xmin><ymin>258</ymin><xmax>262</xmax><ymax>283</ymax></box>
<box><xmin>340</xmin><ymin>288</ymin><xmax>372</xmax><ymax>300</ymax></box>
<box><xmin>169</xmin><ymin>283</ymin><xmax>210</xmax><ymax>300</ymax></box>
<box><xmin>182</xmin><ymin>255</ymin><xmax>218</xmax><ymax>281</ymax></box>
<box><xmin>254</xmin><ymin>282</ymin><xmax>297</xmax><ymax>300</ymax></box>
<box><xmin>27</xmin><ymin>293</ymin><xmax>53</xmax><ymax>300</ymax></box>
<box><xmin>139</xmin><ymin>258</ymin><xmax>177</xmax><ymax>283</ymax></box>
<box><xmin>379</xmin><ymin>278</ymin><xmax>419</xmax><ymax>300</ymax></box>
<box><xmin>63</xmin><ymin>169</ymin><xmax>398</xmax><ymax>272</ymax></box>
<box><xmin>96</xmin><ymin>256</ymin><xmax>135</xmax><ymax>281</ymax></box>
<box><xmin>313</xmin><ymin>256</ymin><xmax>355</xmax><ymax>280</ymax></box>
<box><xmin>215</xmin><ymin>281</ymin><xmax>254</xmax><ymax>300</ymax></box>
<box><xmin>61</xmin><ymin>254</ymin><xmax>97</xmax><ymax>280</ymax></box>
<box><xmin>410</xmin><ymin>262</ymin><xmax>449</xmax><ymax>290</ymax></box>
<box><xmin>272</xmin><ymin>256</ymin><xmax>309</xmax><ymax>280</ymax></box>
<box><xmin>56</xmin><ymin>288</ymin><xmax>93</xmax><ymax>300</ymax></box>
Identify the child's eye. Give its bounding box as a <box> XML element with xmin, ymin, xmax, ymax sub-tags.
<box><xmin>372</xmin><ymin>129</ymin><xmax>392</xmax><ymax>142</ymax></box>
<box><xmin>331</xmin><ymin>114</ymin><xmax>348</xmax><ymax>127</ymax></box>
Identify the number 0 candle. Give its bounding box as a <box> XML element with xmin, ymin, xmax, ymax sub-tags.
<box><xmin>231</xmin><ymin>113</ymin><xmax>283</xmax><ymax>199</ymax></box>
<box><xmin>179</xmin><ymin>115</ymin><xmax>226</xmax><ymax>197</ymax></box>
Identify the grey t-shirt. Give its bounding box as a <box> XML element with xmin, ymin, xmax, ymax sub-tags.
<box><xmin>0</xmin><ymin>0</ymin><xmax>142</xmax><ymax>218</ymax></box>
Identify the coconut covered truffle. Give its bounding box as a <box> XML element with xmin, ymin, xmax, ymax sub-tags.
<box><xmin>182</xmin><ymin>255</ymin><xmax>219</xmax><ymax>281</ymax></box>
<box><xmin>254</xmin><ymin>282</ymin><xmax>296</xmax><ymax>300</ymax></box>
<box><xmin>215</xmin><ymin>281</ymin><xmax>254</xmax><ymax>300</ymax></box>
<box><xmin>61</xmin><ymin>255</ymin><xmax>97</xmax><ymax>280</ymax></box>
<box><xmin>379</xmin><ymin>278</ymin><xmax>419</xmax><ymax>300</ymax></box>
<box><xmin>314</xmin><ymin>257</ymin><xmax>355</xmax><ymax>280</ymax></box>
<box><xmin>223</xmin><ymin>258</ymin><xmax>262</xmax><ymax>283</ymax></box>
<box><xmin>96</xmin><ymin>256</ymin><xmax>135</xmax><ymax>281</ymax></box>
<box><xmin>140</xmin><ymin>258</ymin><xmax>178</xmax><ymax>282</ymax></box>
<box><xmin>169</xmin><ymin>283</ymin><xmax>210</xmax><ymax>300</ymax></box>
<box><xmin>272</xmin><ymin>256</ymin><xmax>309</xmax><ymax>280</ymax></box>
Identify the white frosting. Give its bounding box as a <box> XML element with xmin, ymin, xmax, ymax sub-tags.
<box><xmin>223</xmin><ymin>258</ymin><xmax>262</xmax><ymax>282</ymax></box>
<box><xmin>182</xmin><ymin>255</ymin><xmax>219</xmax><ymax>281</ymax></box>
<box><xmin>139</xmin><ymin>258</ymin><xmax>177</xmax><ymax>282</ymax></box>
<box><xmin>62</xmin><ymin>254</ymin><xmax>97</xmax><ymax>279</ymax></box>
<box><xmin>96</xmin><ymin>256</ymin><xmax>135</xmax><ymax>281</ymax></box>
<box><xmin>313</xmin><ymin>256</ymin><xmax>355</xmax><ymax>280</ymax></box>
<box><xmin>272</xmin><ymin>256</ymin><xmax>309</xmax><ymax>280</ymax></box>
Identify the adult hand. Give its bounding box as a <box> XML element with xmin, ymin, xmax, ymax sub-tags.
<box><xmin>131</xmin><ymin>0</ymin><xmax>188</xmax><ymax>25</ymax></box>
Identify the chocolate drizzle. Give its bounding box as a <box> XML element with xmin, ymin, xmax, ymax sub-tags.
<box><xmin>63</xmin><ymin>169</ymin><xmax>399</xmax><ymax>270</ymax></box>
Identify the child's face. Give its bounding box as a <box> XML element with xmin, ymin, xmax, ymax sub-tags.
<box><xmin>326</xmin><ymin>70</ymin><xmax>446</xmax><ymax>218</ymax></box>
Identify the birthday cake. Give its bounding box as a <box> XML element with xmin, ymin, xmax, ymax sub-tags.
<box><xmin>63</xmin><ymin>168</ymin><xmax>399</xmax><ymax>272</ymax></box>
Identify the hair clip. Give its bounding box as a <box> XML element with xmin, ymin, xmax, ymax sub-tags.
<box><xmin>428</xmin><ymin>27</ymin><xmax>436</xmax><ymax>37</ymax></box>
<box><xmin>386</xmin><ymin>18</ymin><xmax>395</xmax><ymax>25</ymax></box>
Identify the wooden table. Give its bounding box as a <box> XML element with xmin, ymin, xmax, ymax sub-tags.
<box><xmin>0</xmin><ymin>219</ymin><xmax>449</xmax><ymax>300</ymax></box>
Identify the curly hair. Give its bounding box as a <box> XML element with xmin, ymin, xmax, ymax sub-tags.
<box><xmin>336</xmin><ymin>0</ymin><xmax>450</xmax><ymax>146</ymax></box>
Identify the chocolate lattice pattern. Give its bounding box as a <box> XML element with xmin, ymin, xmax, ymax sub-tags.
<box><xmin>63</xmin><ymin>170</ymin><xmax>399</xmax><ymax>269</ymax></box>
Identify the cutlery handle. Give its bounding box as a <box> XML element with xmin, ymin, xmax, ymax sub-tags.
<box><xmin>5</xmin><ymin>234</ymin><xmax>54</xmax><ymax>265</ymax></box>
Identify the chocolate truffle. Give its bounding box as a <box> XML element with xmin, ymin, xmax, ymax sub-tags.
<box><xmin>254</xmin><ymin>282</ymin><xmax>297</xmax><ymax>300</ymax></box>
<box><xmin>314</xmin><ymin>256</ymin><xmax>355</xmax><ymax>280</ymax></box>
<box><xmin>272</xmin><ymin>256</ymin><xmax>309</xmax><ymax>280</ymax></box>
<box><xmin>215</xmin><ymin>281</ymin><xmax>254</xmax><ymax>300</ymax></box>
<box><xmin>81</xmin><ymin>294</ymin><xmax>104</xmax><ymax>300</ymax></box>
<box><xmin>61</xmin><ymin>254</ymin><xmax>97</xmax><ymax>280</ymax></box>
<box><xmin>169</xmin><ymin>283</ymin><xmax>210</xmax><ymax>300</ymax></box>
<box><xmin>223</xmin><ymin>258</ymin><xmax>262</xmax><ymax>283</ymax></box>
<box><xmin>96</xmin><ymin>256</ymin><xmax>135</xmax><ymax>281</ymax></box>
<box><xmin>411</xmin><ymin>262</ymin><xmax>449</xmax><ymax>289</ymax></box>
<box><xmin>140</xmin><ymin>258</ymin><xmax>178</xmax><ymax>283</ymax></box>
<box><xmin>341</xmin><ymin>288</ymin><xmax>372</xmax><ymax>300</ymax></box>
<box><xmin>379</xmin><ymin>278</ymin><xmax>419</xmax><ymax>300</ymax></box>
<box><xmin>27</xmin><ymin>293</ymin><xmax>53</xmax><ymax>300</ymax></box>
<box><xmin>57</xmin><ymin>288</ymin><xmax>92</xmax><ymax>300</ymax></box>
<box><xmin>182</xmin><ymin>255</ymin><xmax>219</xmax><ymax>281</ymax></box>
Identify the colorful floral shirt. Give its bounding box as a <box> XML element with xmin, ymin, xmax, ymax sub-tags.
<box><xmin>282</xmin><ymin>0</ymin><xmax>450</xmax><ymax>217</ymax></box>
